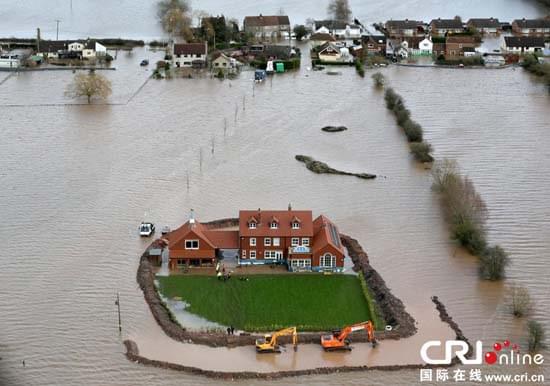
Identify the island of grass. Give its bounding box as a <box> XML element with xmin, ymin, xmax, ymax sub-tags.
<box><xmin>158</xmin><ymin>274</ymin><xmax>384</xmax><ymax>332</ymax></box>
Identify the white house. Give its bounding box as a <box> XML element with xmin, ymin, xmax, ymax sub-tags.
<box><xmin>173</xmin><ymin>42</ymin><xmax>208</xmax><ymax>68</ymax></box>
<box><xmin>211</xmin><ymin>53</ymin><xmax>241</xmax><ymax>74</ymax></box>
<box><xmin>68</xmin><ymin>42</ymin><xmax>85</xmax><ymax>52</ymax></box>
<box><xmin>314</xmin><ymin>20</ymin><xmax>362</xmax><ymax>39</ymax></box>
<box><xmin>418</xmin><ymin>37</ymin><xmax>433</xmax><ymax>55</ymax></box>
<box><xmin>502</xmin><ymin>36</ymin><xmax>545</xmax><ymax>54</ymax></box>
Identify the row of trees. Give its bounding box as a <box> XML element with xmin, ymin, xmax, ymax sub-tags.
<box><xmin>381</xmin><ymin>84</ymin><xmax>434</xmax><ymax>163</ymax></box>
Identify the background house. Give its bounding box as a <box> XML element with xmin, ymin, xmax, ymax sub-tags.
<box><xmin>243</xmin><ymin>14</ymin><xmax>290</xmax><ymax>41</ymax></box>
<box><xmin>173</xmin><ymin>42</ymin><xmax>208</xmax><ymax>68</ymax></box>
<box><xmin>309</xmin><ymin>32</ymin><xmax>336</xmax><ymax>48</ymax></box>
<box><xmin>467</xmin><ymin>18</ymin><xmax>501</xmax><ymax>34</ymax></box>
<box><xmin>430</xmin><ymin>18</ymin><xmax>464</xmax><ymax>35</ymax></box>
<box><xmin>385</xmin><ymin>19</ymin><xmax>425</xmax><ymax>37</ymax></box>
<box><xmin>316</xmin><ymin>41</ymin><xmax>353</xmax><ymax>63</ymax></box>
<box><xmin>313</xmin><ymin>20</ymin><xmax>362</xmax><ymax>39</ymax></box>
<box><xmin>512</xmin><ymin>18</ymin><xmax>550</xmax><ymax>36</ymax></box>
<box><xmin>211</xmin><ymin>53</ymin><xmax>241</xmax><ymax>74</ymax></box>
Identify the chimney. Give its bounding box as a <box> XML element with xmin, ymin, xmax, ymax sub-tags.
<box><xmin>257</xmin><ymin>208</ymin><xmax>261</xmax><ymax>223</ymax></box>
<box><xmin>288</xmin><ymin>203</ymin><xmax>292</xmax><ymax>211</ymax></box>
<box><xmin>189</xmin><ymin>209</ymin><xmax>196</xmax><ymax>225</ymax></box>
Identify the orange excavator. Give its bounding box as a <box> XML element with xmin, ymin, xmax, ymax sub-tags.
<box><xmin>320</xmin><ymin>321</ymin><xmax>377</xmax><ymax>351</ymax></box>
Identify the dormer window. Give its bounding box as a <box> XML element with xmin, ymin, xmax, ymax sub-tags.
<box><xmin>249</xmin><ymin>222</ymin><xmax>257</xmax><ymax>229</ymax></box>
<box><xmin>270</xmin><ymin>222</ymin><xmax>278</xmax><ymax>229</ymax></box>
<box><xmin>292</xmin><ymin>222</ymin><xmax>300</xmax><ymax>229</ymax></box>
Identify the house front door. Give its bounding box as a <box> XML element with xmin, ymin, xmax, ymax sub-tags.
<box><xmin>274</xmin><ymin>251</ymin><xmax>283</xmax><ymax>260</ymax></box>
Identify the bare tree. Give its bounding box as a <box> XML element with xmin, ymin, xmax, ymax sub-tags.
<box><xmin>327</xmin><ymin>0</ymin><xmax>352</xmax><ymax>22</ymax></box>
<box><xmin>508</xmin><ymin>285</ymin><xmax>532</xmax><ymax>317</ymax></box>
<box><xmin>157</xmin><ymin>0</ymin><xmax>193</xmax><ymax>40</ymax></box>
<box><xmin>65</xmin><ymin>70</ymin><xmax>112</xmax><ymax>104</ymax></box>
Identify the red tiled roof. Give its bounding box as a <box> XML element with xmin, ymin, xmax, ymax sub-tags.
<box><xmin>310</xmin><ymin>33</ymin><xmax>336</xmax><ymax>42</ymax></box>
<box><xmin>312</xmin><ymin>215</ymin><xmax>345</xmax><ymax>255</ymax></box>
<box><xmin>173</xmin><ymin>42</ymin><xmax>207</xmax><ymax>56</ymax></box>
<box><xmin>166</xmin><ymin>220</ymin><xmax>215</xmax><ymax>250</ymax></box>
<box><xmin>239</xmin><ymin>210</ymin><xmax>313</xmax><ymax>237</ymax></box>
<box><xmin>203</xmin><ymin>230</ymin><xmax>239</xmax><ymax>249</ymax></box>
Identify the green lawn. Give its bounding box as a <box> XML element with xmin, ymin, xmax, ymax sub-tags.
<box><xmin>158</xmin><ymin>274</ymin><xmax>376</xmax><ymax>332</ymax></box>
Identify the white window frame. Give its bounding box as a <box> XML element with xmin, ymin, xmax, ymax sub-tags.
<box><xmin>250</xmin><ymin>250</ymin><xmax>256</xmax><ymax>259</ymax></box>
<box><xmin>185</xmin><ymin>240</ymin><xmax>199</xmax><ymax>250</ymax></box>
<box><xmin>291</xmin><ymin>238</ymin><xmax>299</xmax><ymax>247</ymax></box>
<box><xmin>320</xmin><ymin>253</ymin><xmax>336</xmax><ymax>268</ymax></box>
<box><xmin>273</xmin><ymin>237</ymin><xmax>280</xmax><ymax>246</ymax></box>
<box><xmin>264</xmin><ymin>237</ymin><xmax>271</xmax><ymax>246</ymax></box>
<box><xmin>270</xmin><ymin>222</ymin><xmax>278</xmax><ymax>229</ymax></box>
<box><xmin>249</xmin><ymin>222</ymin><xmax>257</xmax><ymax>229</ymax></box>
<box><xmin>302</xmin><ymin>238</ymin><xmax>309</xmax><ymax>246</ymax></box>
<box><xmin>250</xmin><ymin>238</ymin><xmax>256</xmax><ymax>246</ymax></box>
<box><xmin>292</xmin><ymin>222</ymin><xmax>300</xmax><ymax>229</ymax></box>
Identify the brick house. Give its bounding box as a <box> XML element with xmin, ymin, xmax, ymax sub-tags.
<box><xmin>502</xmin><ymin>36</ymin><xmax>545</xmax><ymax>54</ymax></box>
<box><xmin>243</xmin><ymin>14</ymin><xmax>290</xmax><ymax>41</ymax></box>
<box><xmin>362</xmin><ymin>35</ymin><xmax>387</xmax><ymax>55</ymax></box>
<box><xmin>445</xmin><ymin>35</ymin><xmax>476</xmax><ymax>57</ymax></box>
<box><xmin>173</xmin><ymin>42</ymin><xmax>207</xmax><ymax>68</ymax></box>
<box><xmin>239</xmin><ymin>209</ymin><xmax>345</xmax><ymax>272</ymax></box>
<box><xmin>165</xmin><ymin>214</ymin><xmax>238</xmax><ymax>269</ymax></box>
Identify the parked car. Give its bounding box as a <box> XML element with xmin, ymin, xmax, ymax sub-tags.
<box><xmin>140</xmin><ymin>59</ymin><xmax>149</xmax><ymax>66</ymax></box>
<box><xmin>139</xmin><ymin>222</ymin><xmax>155</xmax><ymax>237</ymax></box>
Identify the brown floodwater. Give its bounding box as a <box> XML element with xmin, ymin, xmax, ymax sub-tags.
<box><xmin>1</xmin><ymin>43</ymin><xmax>549</xmax><ymax>385</ymax></box>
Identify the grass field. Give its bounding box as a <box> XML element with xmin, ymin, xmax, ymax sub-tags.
<box><xmin>158</xmin><ymin>274</ymin><xmax>377</xmax><ymax>332</ymax></box>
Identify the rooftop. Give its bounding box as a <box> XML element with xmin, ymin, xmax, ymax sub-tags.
<box><xmin>512</xmin><ymin>18</ymin><xmax>550</xmax><ymax>29</ymax></box>
<box><xmin>173</xmin><ymin>42</ymin><xmax>207</xmax><ymax>56</ymax></box>
<box><xmin>244</xmin><ymin>15</ymin><xmax>290</xmax><ymax>27</ymax></box>
<box><xmin>467</xmin><ymin>18</ymin><xmax>500</xmax><ymax>28</ymax></box>
<box><xmin>504</xmin><ymin>36</ymin><xmax>545</xmax><ymax>47</ymax></box>
<box><xmin>430</xmin><ymin>18</ymin><xmax>464</xmax><ymax>29</ymax></box>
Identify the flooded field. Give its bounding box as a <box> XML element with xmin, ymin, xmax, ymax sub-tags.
<box><xmin>1</xmin><ymin>36</ymin><xmax>550</xmax><ymax>386</ymax></box>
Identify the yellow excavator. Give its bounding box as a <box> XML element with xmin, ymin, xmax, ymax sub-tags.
<box><xmin>255</xmin><ymin>327</ymin><xmax>298</xmax><ymax>353</ymax></box>
<box><xmin>321</xmin><ymin>321</ymin><xmax>377</xmax><ymax>351</ymax></box>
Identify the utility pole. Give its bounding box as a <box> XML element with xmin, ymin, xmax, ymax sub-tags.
<box><xmin>36</xmin><ymin>28</ymin><xmax>41</xmax><ymax>53</ymax></box>
<box><xmin>115</xmin><ymin>292</ymin><xmax>122</xmax><ymax>333</ymax></box>
<box><xmin>55</xmin><ymin>19</ymin><xmax>61</xmax><ymax>40</ymax></box>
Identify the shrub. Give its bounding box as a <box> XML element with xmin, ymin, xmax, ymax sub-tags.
<box><xmin>508</xmin><ymin>285</ymin><xmax>531</xmax><ymax>318</ymax></box>
<box><xmin>355</xmin><ymin>59</ymin><xmax>365</xmax><ymax>77</ymax></box>
<box><xmin>410</xmin><ymin>142</ymin><xmax>434</xmax><ymax>163</ymax></box>
<box><xmin>432</xmin><ymin>159</ymin><xmax>460</xmax><ymax>193</ymax></box>
<box><xmin>402</xmin><ymin>119</ymin><xmax>423</xmax><ymax>142</ymax></box>
<box><xmin>371</xmin><ymin>72</ymin><xmax>385</xmax><ymax>88</ymax></box>
<box><xmin>480</xmin><ymin>245</ymin><xmax>509</xmax><ymax>280</ymax></box>
<box><xmin>395</xmin><ymin>108</ymin><xmax>411</xmax><ymax>126</ymax></box>
<box><xmin>384</xmin><ymin>88</ymin><xmax>400</xmax><ymax>109</ymax></box>
<box><xmin>527</xmin><ymin>320</ymin><xmax>546</xmax><ymax>353</ymax></box>
<box><xmin>454</xmin><ymin>218</ymin><xmax>488</xmax><ymax>256</ymax></box>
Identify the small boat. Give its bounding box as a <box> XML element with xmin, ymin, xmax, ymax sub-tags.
<box><xmin>139</xmin><ymin>222</ymin><xmax>155</xmax><ymax>237</ymax></box>
<box><xmin>140</xmin><ymin>59</ymin><xmax>149</xmax><ymax>66</ymax></box>
<box><xmin>161</xmin><ymin>226</ymin><xmax>170</xmax><ymax>235</ymax></box>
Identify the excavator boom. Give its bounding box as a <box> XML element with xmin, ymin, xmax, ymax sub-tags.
<box><xmin>255</xmin><ymin>327</ymin><xmax>298</xmax><ymax>353</ymax></box>
<box><xmin>321</xmin><ymin>321</ymin><xmax>376</xmax><ymax>351</ymax></box>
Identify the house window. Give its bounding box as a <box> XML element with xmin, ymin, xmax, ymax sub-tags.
<box><xmin>292</xmin><ymin>222</ymin><xmax>300</xmax><ymax>229</ymax></box>
<box><xmin>270</xmin><ymin>222</ymin><xmax>278</xmax><ymax>229</ymax></box>
<box><xmin>250</xmin><ymin>238</ymin><xmax>256</xmax><ymax>246</ymax></box>
<box><xmin>291</xmin><ymin>238</ymin><xmax>299</xmax><ymax>247</ymax></box>
<box><xmin>185</xmin><ymin>240</ymin><xmax>199</xmax><ymax>249</ymax></box>
<box><xmin>320</xmin><ymin>253</ymin><xmax>336</xmax><ymax>268</ymax></box>
<box><xmin>302</xmin><ymin>238</ymin><xmax>309</xmax><ymax>246</ymax></box>
<box><xmin>264</xmin><ymin>238</ymin><xmax>271</xmax><ymax>246</ymax></box>
<box><xmin>265</xmin><ymin>250</ymin><xmax>283</xmax><ymax>259</ymax></box>
<box><xmin>249</xmin><ymin>222</ymin><xmax>257</xmax><ymax>229</ymax></box>
<box><xmin>177</xmin><ymin>259</ymin><xmax>186</xmax><ymax>267</ymax></box>
<box><xmin>291</xmin><ymin>259</ymin><xmax>311</xmax><ymax>268</ymax></box>
<box><xmin>250</xmin><ymin>250</ymin><xmax>256</xmax><ymax>259</ymax></box>
<box><xmin>242</xmin><ymin>250</ymin><xmax>246</xmax><ymax>258</ymax></box>
<box><xmin>273</xmin><ymin>237</ymin><xmax>280</xmax><ymax>246</ymax></box>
